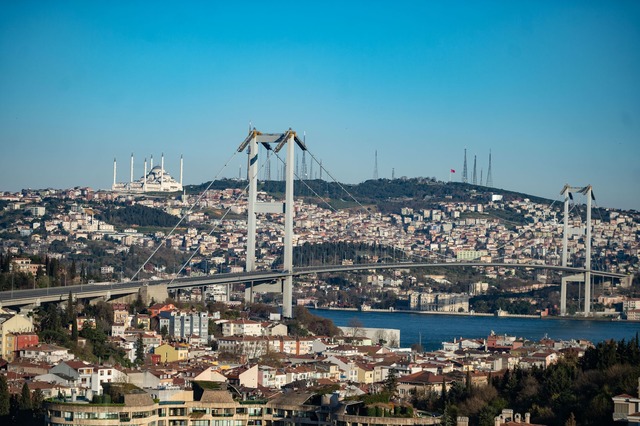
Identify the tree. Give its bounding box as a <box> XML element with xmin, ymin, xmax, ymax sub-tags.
<box><xmin>383</xmin><ymin>368</ymin><xmax>398</xmax><ymax>400</ymax></box>
<box><xmin>19</xmin><ymin>382</ymin><xmax>31</xmax><ymax>410</ymax></box>
<box><xmin>69</xmin><ymin>259</ymin><xmax>77</xmax><ymax>280</ymax></box>
<box><xmin>408</xmin><ymin>342</ymin><xmax>423</xmax><ymax>354</ymax></box>
<box><xmin>65</xmin><ymin>291</ymin><xmax>75</xmax><ymax>324</ymax></box>
<box><xmin>71</xmin><ymin>317</ymin><xmax>79</xmax><ymax>342</ymax></box>
<box><xmin>135</xmin><ymin>334</ymin><xmax>145</xmax><ymax>365</ymax></box>
<box><xmin>565</xmin><ymin>412</ymin><xmax>577</xmax><ymax>426</ymax></box>
<box><xmin>373</xmin><ymin>329</ymin><xmax>388</xmax><ymax>345</ymax></box>
<box><xmin>160</xmin><ymin>325</ymin><xmax>169</xmax><ymax>340</ymax></box>
<box><xmin>31</xmin><ymin>388</ymin><xmax>45</xmax><ymax>418</ymax></box>
<box><xmin>0</xmin><ymin>375</ymin><xmax>9</xmax><ymax>416</ymax></box>
<box><xmin>347</xmin><ymin>317</ymin><xmax>365</xmax><ymax>338</ymax></box>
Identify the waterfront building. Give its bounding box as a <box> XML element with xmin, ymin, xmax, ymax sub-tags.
<box><xmin>409</xmin><ymin>292</ymin><xmax>470</xmax><ymax>313</ymax></box>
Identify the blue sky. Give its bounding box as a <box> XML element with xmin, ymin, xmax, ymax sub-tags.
<box><xmin>1</xmin><ymin>1</ymin><xmax>639</xmax><ymax>210</ymax></box>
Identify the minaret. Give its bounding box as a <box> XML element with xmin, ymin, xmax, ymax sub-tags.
<box><xmin>180</xmin><ymin>154</ymin><xmax>183</xmax><ymax>186</ymax></box>
<box><xmin>161</xmin><ymin>153</ymin><xmax>165</xmax><ymax>186</ymax></box>
<box><xmin>113</xmin><ymin>158</ymin><xmax>117</xmax><ymax>187</ymax></box>
<box><xmin>130</xmin><ymin>153</ymin><xmax>134</xmax><ymax>184</ymax></box>
<box><xmin>143</xmin><ymin>158</ymin><xmax>148</xmax><ymax>191</ymax></box>
<box><xmin>150</xmin><ymin>155</ymin><xmax>154</xmax><ymax>170</ymax></box>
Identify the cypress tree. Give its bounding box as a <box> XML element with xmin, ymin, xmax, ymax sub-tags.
<box><xmin>31</xmin><ymin>388</ymin><xmax>45</xmax><ymax>420</ymax></box>
<box><xmin>19</xmin><ymin>382</ymin><xmax>31</xmax><ymax>410</ymax></box>
<box><xmin>66</xmin><ymin>291</ymin><xmax>75</xmax><ymax>324</ymax></box>
<box><xmin>71</xmin><ymin>317</ymin><xmax>79</xmax><ymax>342</ymax></box>
<box><xmin>0</xmin><ymin>375</ymin><xmax>9</xmax><ymax>416</ymax></box>
<box><xmin>135</xmin><ymin>334</ymin><xmax>145</xmax><ymax>365</ymax></box>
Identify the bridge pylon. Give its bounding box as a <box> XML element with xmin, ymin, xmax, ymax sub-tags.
<box><xmin>560</xmin><ymin>184</ymin><xmax>594</xmax><ymax>316</ymax></box>
<box><xmin>238</xmin><ymin>128</ymin><xmax>306</xmax><ymax>318</ymax></box>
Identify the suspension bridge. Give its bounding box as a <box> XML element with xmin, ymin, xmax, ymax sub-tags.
<box><xmin>0</xmin><ymin>129</ymin><xmax>631</xmax><ymax>316</ymax></box>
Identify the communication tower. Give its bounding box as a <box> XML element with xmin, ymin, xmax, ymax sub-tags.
<box><xmin>472</xmin><ymin>155</ymin><xmax>477</xmax><ymax>185</ymax></box>
<box><xmin>301</xmin><ymin>151</ymin><xmax>308</xmax><ymax>179</ymax></box>
<box><xmin>265</xmin><ymin>150</ymin><xmax>271</xmax><ymax>181</ymax></box>
<box><xmin>462</xmin><ymin>148</ymin><xmax>468</xmax><ymax>183</ymax></box>
<box><xmin>486</xmin><ymin>150</ymin><xmax>493</xmax><ymax>187</ymax></box>
<box><xmin>373</xmin><ymin>150</ymin><xmax>379</xmax><ymax>179</ymax></box>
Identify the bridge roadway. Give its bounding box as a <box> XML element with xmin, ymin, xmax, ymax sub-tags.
<box><xmin>0</xmin><ymin>262</ymin><xmax>627</xmax><ymax>308</ymax></box>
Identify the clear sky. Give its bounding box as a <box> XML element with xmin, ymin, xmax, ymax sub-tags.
<box><xmin>1</xmin><ymin>1</ymin><xmax>639</xmax><ymax>210</ymax></box>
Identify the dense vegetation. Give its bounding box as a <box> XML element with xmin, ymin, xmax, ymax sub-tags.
<box><xmin>37</xmin><ymin>294</ymin><xmax>131</xmax><ymax>367</ymax></box>
<box><xmin>287</xmin><ymin>306</ymin><xmax>342</xmax><ymax>337</ymax></box>
<box><xmin>0</xmin><ymin>378</ymin><xmax>45</xmax><ymax>426</ymax></box>
<box><xmin>96</xmin><ymin>204</ymin><xmax>178</xmax><ymax>228</ymax></box>
<box><xmin>415</xmin><ymin>336</ymin><xmax>640</xmax><ymax>426</ymax></box>
<box><xmin>186</xmin><ymin>178</ymin><xmax>557</xmax><ymax>214</ymax></box>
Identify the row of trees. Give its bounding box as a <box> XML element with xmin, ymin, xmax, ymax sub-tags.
<box><xmin>0</xmin><ymin>376</ymin><xmax>46</xmax><ymax>425</ymax></box>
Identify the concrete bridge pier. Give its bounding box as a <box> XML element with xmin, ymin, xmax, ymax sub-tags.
<box><xmin>561</xmin><ymin>274</ymin><xmax>583</xmax><ymax>316</ymax></box>
<box><xmin>140</xmin><ymin>283</ymin><xmax>169</xmax><ymax>305</ymax></box>
<box><xmin>244</xmin><ymin>280</ymin><xmax>284</xmax><ymax>305</ymax></box>
<box><xmin>560</xmin><ymin>273</ymin><xmax>589</xmax><ymax>316</ymax></box>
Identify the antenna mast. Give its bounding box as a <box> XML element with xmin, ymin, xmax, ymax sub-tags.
<box><xmin>265</xmin><ymin>150</ymin><xmax>271</xmax><ymax>181</ymax></box>
<box><xmin>472</xmin><ymin>155</ymin><xmax>477</xmax><ymax>185</ymax></box>
<box><xmin>486</xmin><ymin>150</ymin><xmax>493</xmax><ymax>187</ymax></box>
<box><xmin>373</xmin><ymin>150</ymin><xmax>379</xmax><ymax>179</ymax></box>
<box><xmin>462</xmin><ymin>148</ymin><xmax>468</xmax><ymax>183</ymax></box>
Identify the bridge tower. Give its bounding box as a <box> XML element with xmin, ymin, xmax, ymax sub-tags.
<box><xmin>559</xmin><ymin>184</ymin><xmax>594</xmax><ymax>316</ymax></box>
<box><xmin>238</xmin><ymin>129</ymin><xmax>306</xmax><ymax>318</ymax></box>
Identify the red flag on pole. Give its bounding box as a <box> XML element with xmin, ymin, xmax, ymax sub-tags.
<box><xmin>450</xmin><ymin>169</ymin><xmax>456</xmax><ymax>173</ymax></box>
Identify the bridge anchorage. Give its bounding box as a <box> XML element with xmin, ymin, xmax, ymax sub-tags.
<box><xmin>238</xmin><ymin>128</ymin><xmax>306</xmax><ymax>318</ymax></box>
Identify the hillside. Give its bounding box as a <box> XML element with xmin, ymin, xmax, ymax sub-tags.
<box><xmin>186</xmin><ymin>178</ymin><xmax>556</xmax><ymax>213</ymax></box>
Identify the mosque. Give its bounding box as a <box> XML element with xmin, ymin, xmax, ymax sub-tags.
<box><xmin>112</xmin><ymin>154</ymin><xmax>183</xmax><ymax>193</ymax></box>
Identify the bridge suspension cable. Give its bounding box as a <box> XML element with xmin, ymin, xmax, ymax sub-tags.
<box><xmin>166</xmin><ymin>147</ymin><xmax>272</xmax><ymax>284</ymax></box>
<box><xmin>131</xmin><ymin>149</ymin><xmax>241</xmax><ymax>281</ymax></box>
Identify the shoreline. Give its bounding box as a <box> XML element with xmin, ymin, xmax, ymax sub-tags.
<box><xmin>310</xmin><ymin>306</ymin><xmax>626</xmax><ymax>322</ymax></box>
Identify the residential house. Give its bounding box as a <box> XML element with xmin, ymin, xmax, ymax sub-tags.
<box><xmin>154</xmin><ymin>343</ymin><xmax>189</xmax><ymax>363</ymax></box>
<box><xmin>19</xmin><ymin>343</ymin><xmax>74</xmax><ymax>364</ymax></box>
<box><xmin>612</xmin><ymin>378</ymin><xmax>640</xmax><ymax>424</ymax></box>
<box><xmin>222</xmin><ymin>319</ymin><xmax>263</xmax><ymax>337</ymax></box>
<box><xmin>0</xmin><ymin>313</ymin><xmax>34</xmax><ymax>361</ymax></box>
